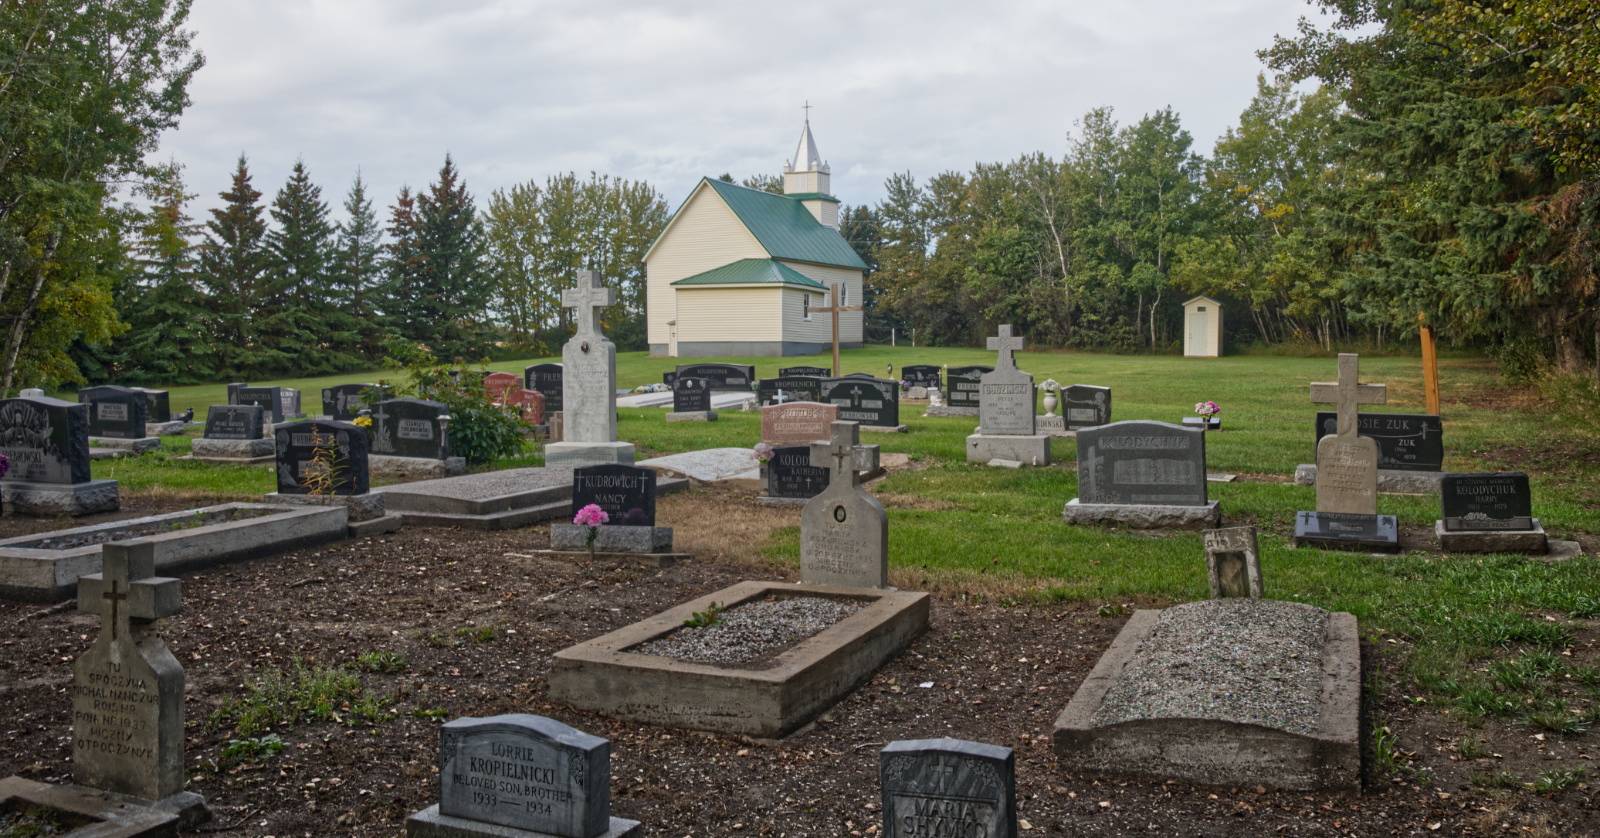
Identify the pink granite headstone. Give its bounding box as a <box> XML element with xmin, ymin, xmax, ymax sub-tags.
<box><xmin>760</xmin><ymin>401</ymin><xmax>839</xmax><ymax>446</ymax></box>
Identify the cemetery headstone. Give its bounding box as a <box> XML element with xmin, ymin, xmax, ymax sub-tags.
<box><xmin>901</xmin><ymin>365</ymin><xmax>941</xmax><ymax>391</ymax></box>
<box><xmin>1064</xmin><ymin>420</ymin><xmax>1218</xmax><ymax>528</ymax></box>
<box><xmin>483</xmin><ymin>371</ymin><xmax>522</xmax><ymax>402</ymax></box>
<box><xmin>1293</xmin><ymin>354</ymin><xmax>1398</xmax><ymax>550</ymax></box>
<box><xmin>880</xmin><ymin>739</ymin><xmax>1017</xmax><ymax>838</ymax></box>
<box><xmin>943</xmin><ymin>365</ymin><xmax>991</xmax><ymax>413</ymax></box>
<box><xmin>758</xmin><ymin>376</ymin><xmax>823</xmax><ymax>407</ymax></box>
<box><xmin>1204</xmin><ymin>526</ymin><xmax>1263</xmax><ymax>599</ymax></box>
<box><xmin>78</xmin><ymin>385</ymin><xmax>149</xmax><ymax>439</ymax></box>
<box><xmin>225</xmin><ymin>382</ymin><xmax>246</xmax><ymax>405</ymax></box>
<box><xmin>1315</xmin><ymin>411</ymin><xmax>1443</xmax><ymax>471</ymax></box>
<box><xmin>667</xmin><ymin>376</ymin><xmax>717</xmax><ymax>422</ymax></box>
<box><xmin>966</xmin><ymin>326</ymin><xmax>1049</xmax><ymax>465</ymax></box>
<box><xmin>273</xmin><ymin>420</ymin><xmax>370</xmax><ymax>496</ymax></box>
<box><xmin>504</xmin><ymin>388</ymin><xmax>547</xmax><ymax>425</ymax></box>
<box><xmin>368</xmin><ymin>398</ymin><xmax>450</xmax><ymax>460</ymax></box>
<box><xmin>780</xmin><ymin>365</ymin><xmax>830</xmax><ymax>378</ymax></box>
<box><xmin>572</xmin><ymin>463</ymin><xmax>657</xmax><ymax>526</ymax></box>
<box><xmin>524</xmin><ymin>363</ymin><xmax>564</xmax><ymax>413</ymax></box>
<box><xmin>322</xmin><ymin>383</ymin><xmax>384</xmax><ymax>421</ymax></box>
<box><xmin>1435</xmin><ymin>472</ymin><xmax>1546</xmax><ymax>554</ymax></box>
<box><xmin>820</xmin><ymin>377</ymin><xmax>902</xmax><ymax>431</ymax></box>
<box><xmin>73</xmin><ymin>540</ymin><xmax>207</xmax><ymax>820</ymax></box>
<box><xmin>236</xmin><ymin>386</ymin><xmax>287</xmax><ymax>423</ymax></box>
<box><xmin>1061</xmin><ymin>384</ymin><xmax>1112</xmax><ymax>429</ymax></box>
<box><xmin>766</xmin><ymin>444</ymin><xmax>829</xmax><ymax>499</ymax></box>
<box><xmin>661</xmin><ymin>370</ymin><xmax>677</xmax><ymax>387</ymax></box>
<box><xmin>203</xmin><ymin>404</ymin><xmax>265</xmax><ymax>439</ymax></box>
<box><xmin>761</xmin><ymin>401</ymin><xmax>839</xmax><ymax>446</ymax></box>
<box><xmin>0</xmin><ymin>395</ymin><xmax>118</xmax><ymax>516</ymax></box>
<box><xmin>675</xmin><ymin>362</ymin><xmax>756</xmax><ymax>393</ymax></box>
<box><xmin>282</xmin><ymin>388</ymin><xmax>304</xmax><ymax>418</ymax></box>
<box><xmin>406</xmin><ymin>713</ymin><xmax>639</xmax><ymax>838</ymax></box>
<box><xmin>138</xmin><ymin>388</ymin><xmax>172</xmax><ymax>423</ymax></box>
<box><xmin>543</xmin><ymin>272</ymin><xmax>634</xmax><ymax>467</ymax></box>
<box><xmin>801</xmin><ymin>421</ymin><xmax>887</xmax><ymax>588</ymax></box>
<box><xmin>19</xmin><ymin>387</ymin><xmax>43</xmax><ymax>397</ymax></box>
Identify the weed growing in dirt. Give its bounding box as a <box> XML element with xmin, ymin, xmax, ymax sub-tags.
<box><xmin>1456</xmin><ymin>737</ymin><xmax>1490</xmax><ymax>759</ymax></box>
<box><xmin>457</xmin><ymin>626</ymin><xmax>496</xmax><ymax>643</ymax></box>
<box><xmin>1371</xmin><ymin>723</ymin><xmax>1410</xmax><ymax>778</ymax></box>
<box><xmin>209</xmin><ymin>659</ymin><xmax>392</xmax><ymax>736</ymax></box>
<box><xmin>1532</xmin><ymin>766</ymin><xmax>1586</xmax><ymax>793</ymax></box>
<box><xmin>1472</xmin><ymin>771</ymin><xmax>1522</xmax><ymax>789</ymax></box>
<box><xmin>0</xmin><ymin>804</ymin><xmax>68</xmax><ymax>838</ymax></box>
<box><xmin>683</xmin><ymin>602</ymin><xmax>726</xmax><ymax>628</ymax></box>
<box><xmin>220</xmin><ymin>734</ymin><xmax>285</xmax><ymax>766</ymax></box>
<box><xmin>350</xmin><ymin>650</ymin><xmax>407</xmax><ymax>673</ymax></box>
<box><xmin>413</xmin><ymin>708</ymin><xmax>449</xmax><ymax>720</ymax></box>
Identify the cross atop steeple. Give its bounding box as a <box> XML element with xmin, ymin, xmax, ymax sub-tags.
<box><xmin>562</xmin><ymin>270</ymin><xmax>616</xmax><ymax>339</ymax></box>
<box><xmin>987</xmin><ymin>324</ymin><xmax>1025</xmax><ymax>371</ymax></box>
<box><xmin>1310</xmin><ymin>353</ymin><xmax>1387</xmax><ymax>438</ymax></box>
<box><xmin>78</xmin><ymin>541</ymin><xmax>180</xmax><ymax>643</ymax></box>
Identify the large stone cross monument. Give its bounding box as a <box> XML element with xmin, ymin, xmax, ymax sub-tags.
<box><xmin>544</xmin><ymin>271</ymin><xmax>636</xmax><ymax>467</ymax></box>
<box><xmin>1309</xmin><ymin>353</ymin><xmax>1386</xmax><ymax>515</ymax></box>
<box><xmin>967</xmin><ymin>324</ymin><xmax>1049</xmax><ymax>466</ymax></box>
<box><xmin>801</xmin><ymin>421</ymin><xmax>887</xmax><ymax>588</ymax></box>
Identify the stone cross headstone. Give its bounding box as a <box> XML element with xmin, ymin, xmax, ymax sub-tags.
<box><xmin>524</xmin><ymin>363</ymin><xmax>564</xmax><ymax>413</ymax></box>
<box><xmin>945</xmin><ymin>366</ymin><xmax>992</xmax><ymax>410</ymax></box>
<box><xmin>368</xmin><ymin>398</ymin><xmax>449</xmax><ymax>459</ymax></box>
<box><xmin>273</xmin><ymin>420</ymin><xmax>370</xmax><ymax>495</ymax></box>
<box><xmin>78</xmin><ymin>385</ymin><xmax>149</xmax><ymax>440</ymax></box>
<box><xmin>801</xmin><ymin>421</ymin><xmax>886</xmax><ymax>588</ymax></box>
<box><xmin>673</xmin><ymin>377</ymin><xmax>712</xmax><ymax>413</ymax></box>
<box><xmin>767</xmin><ymin>444</ymin><xmax>830</xmax><ymax>499</ymax></box>
<box><xmin>761</xmin><ymin>401</ymin><xmax>839</xmax><ymax>446</ymax></box>
<box><xmin>978</xmin><ymin>326</ymin><xmax>1034</xmax><ymax>435</ymax></box>
<box><xmin>545</xmin><ymin>272</ymin><xmax>633</xmax><ymax>466</ymax></box>
<box><xmin>1309</xmin><ymin>353</ymin><xmax>1387</xmax><ymax>515</ymax></box>
<box><xmin>1203</xmin><ymin>526</ymin><xmax>1263</xmax><ymax>599</ymax></box>
<box><xmin>72</xmin><ymin>540</ymin><xmax>185</xmax><ymax>803</ymax></box>
<box><xmin>1061</xmin><ymin>384</ymin><xmax>1112</xmax><ymax>429</ymax></box>
<box><xmin>0</xmin><ymin>395</ymin><xmax>92</xmax><ymax>484</ymax></box>
<box><xmin>758</xmin><ymin>376</ymin><xmax>823</xmax><ymax>407</ymax></box>
<box><xmin>821</xmin><ymin>377</ymin><xmax>900</xmax><ymax>428</ymax></box>
<box><xmin>1315</xmin><ymin>411</ymin><xmax>1443</xmax><ymax>471</ymax></box>
<box><xmin>1442</xmin><ymin>472</ymin><xmax>1534</xmax><ymax>531</ymax></box>
<box><xmin>572</xmin><ymin>464</ymin><xmax>657</xmax><ymax>527</ymax></box>
<box><xmin>415</xmin><ymin>714</ymin><xmax>636</xmax><ymax>838</ymax></box>
<box><xmin>202</xmin><ymin>404</ymin><xmax>265</xmax><ymax>440</ymax></box>
<box><xmin>880</xmin><ymin>739</ymin><xmax>1017</xmax><ymax>838</ymax></box>
<box><xmin>1076</xmin><ymin>420</ymin><xmax>1209</xmax><ymax>506</ymax></box>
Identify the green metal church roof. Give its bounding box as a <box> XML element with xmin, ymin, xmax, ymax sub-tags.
<box><xmin>701</xmin><ymin>179</ymin><xmax>867</xmax><ymax>270</ymax></box>
<box><xmin>670</xmin><ymin>258</ymin><xmax>828</xmax><ymax>290</ymax></box>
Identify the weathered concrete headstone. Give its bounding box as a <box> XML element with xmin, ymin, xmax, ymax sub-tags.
<box><xmin>369</xmin><ymin>398</ymin><xmax>450</xmax><ymax>459</ymax></box>
<box><xmin>1436</xmin><ymin>472</ymin><xmax>1545</xmax><ymax>554</ymax></box>
<box><xmin>273</xmin><ymin>420</ymin><xmax>370</xmax><ymax>496</ymax></box>
<box><xmin>1062</xmin><ymin>384</ymin><xmax>1112</xmax><ymax>429</ymax></box>
<box><xmin>543</xmin><ymin>272</ymin><xmax>634</xmax><ymax>467</ymax></box>
<box><xmin>73</xmin><ymin>540</ymin><xmax>208</xmax><ymax>822</ymax></box>
<box><xmin>203</xmin><ymin>404</ymin><xmax>265</xmax><ymax>440</ymax></box>
<box><xmin>1309</xmin><ymin>354</ymin><xmax>1385</xmax><ymax>516</ymax></box>
<box><xmin>967</xmin><ymin>326</ymin><xmax>1048</xmax><ymax>465</ymax></box>
<box><xmin>322</xmin><ymin>383</ymin><xmax>384</xmax><ymax>421</ymax></box>
<box><xmin>675</xmin><ymin>363</ymin><xmax>756</xmax><ymax>393</ymax></box>
<box><xmin>282</xmin><ymin>388</ymin><xmax>304</xmax><ymax>418</ymax></box>
<box><xmin>801</xmin><ymin>421</ymin><xmax>886</xmax><ymax>588</ymax></box>
<box><xmin>757</xmin><ymin>376</ymin><xmax>823</xmax><ymax>407</ymax></box>
<box><xmin>821</xmin><ymin>377</ymin><xmax>902</xmax><ymax>431</ymax></box>
<box><xmin>667</xmin><ymin>377</ymin><xmax>716</xmax><ymax>422</ymax></box>
<box><xmin>524</xmin><ymin>363</ymin><xmax>564</xmax><ymax>413</ymax></box>
<box><xmin>766</xmin><ymin>444</ymin><xmax>830</xmax><ymax>500</ymax></box>
<box><xmin>78</xmin><ymin>385</ymin><xmax>149</xmax><ymax>440</ymax></box>
<box><xmin>880</xmin><ymin>739</ymin><xmax>1017</xmax><ymax>838</ymax></box>
<box><xmin>18</xmin><ymin>387</ymin><xmax>44</xmax><ymax>397</ymax></box>
<box><xmin>405</xmin><ymin>714</ymin><xmax>639</xmax><ymax>838</ymax></box>
<box><xmin>1204</xmin><ymin>526</ymin><xmax>1262</xmax><ymax>599</ymax></box>
<box><xmin>1064</xmin><ymin>420</ymin><xmax>1218</xmax><ymax>528</ymax></box>
<box><xmin>901</xmin><ymin>365</ymin><xmax>941</xmax><ymax>391</ymax></box>
<box><xmin>0</xmin><ymin>395</ymin><xmax>118</xmax><ymax>516</ymax></box>
<box><xmin>779</xmin><ymin>365</ymin><xmax>829</xmax><ymax>378</ymax></box>
<box><xmin>236</xmin><ymin>386</ymin><xmax>287</xmax><ymax>423</ymax></box>
<box><xmin>761</xmin><ymin>401</ymin><xmax>839</xmax><ymax>446</ymax></box>
<box><xmin>1315</xmin><ymin>411</ymin><xmax>1442</xmax><ymax>471</ymax></box>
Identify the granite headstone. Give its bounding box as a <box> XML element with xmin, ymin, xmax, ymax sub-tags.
<box><xmin>322</xmin><ymin>383</ymin><xmax>384</xmax><ymax>421</ymax></box>
<box><xmin>273</xmin><ymin>420</ymin><xmax>370</xmax><ymax>495</ymax></box>
<box><xmin>524</xmin><ymin>363</ymin><xmax>564</xmax><ymax>413</ymax></box>
<box><xmin>675</xmin><ymin>363</ymin><xmax>756</xmax><ymax>393</ymax></box>
<box><xmin>433</xmin><ymin>714</ymin><xmax>614</xmax><ymax>838</ymax></box>
<box><xmin>946</xmin><ymin>366</ymin><xmax>991</xmax><ymax>410</ymax></box>
<box><xmin>1315</xmin><ymin>411</ymin><xmax>1443</xmax><ymax>471</ymax></box>
<box><xmin>901</xmin><ymin>365</ymin><xmax>941</xmax><ymax>390</ymax></box>
<box><xmin>368</xmin><ymin>398</ymin><xmax>449</xmax><ymax>459</ymax></box>
<box><xmin>779</xmin><ymin>366</ymin><xmax>830</xmax><ymax>378</ymax></box>
<box><xmin>1061</xmin><ymin>384</ymin><xmax>1112</xmax><ymax>429</ymax></box>
<box><xmin>0</xmin><ymin>395</ymin><xmax>91</xmax><ymax>484</ymax></box>
<box><xmin>236</xmin><ymin>386</ymin><xmax>287</xmax><ymax>423</ymax></box>
<box><xmin>504</xmin><ymin>388</ymin><xmax>546</xmax><ymax>425</ymax></box>
<box><xmin>572</xmin><ymin>464</ymin><xmax>657</xmax><ymax>527</ymax></box>
<box><xmin>757</xmin><ymin>377</ymin><xmax>823</xmax><ymax>407</ymax></box>
<box><xmin>203</xmin><ymin>404</ymin><xmax>265</xmax><ymax>440</ymax></box>
<box><xmin>138</xmin><ymin>389</ymin><xmax>172</xmax><ymax>424</ymax></box>
<box><xmin>821</xmin><ymin>377</ymin><xmax>900</xmax><ymax>428</ymax></box>
<box><xmin>1076</xmin><ymin>420</ymin><xmax>1208</xmax><ymax>506</ymax></box>
<box><xmin>761</xmin><ymin>401</ymin><xmax>839</xmax><ymax>446</ymax></box>
<box><xmin>1442</xmin><ymin>472</ymin><xmax>1533</xmax><ymax>531</ymax></box>
<box><xmin>767</xmin><ymin>445</ymin><xmax>829</xmax><ymax>499</ymax></box>
<box><xmin>78</xmin><ymin>385</ymin><xmax>148</xmax><ymax>439</ymax></box>
<box><xmin>672</xmin><ymin>377</ymin><xmax>712</xmax><ymax>413</ymax></box>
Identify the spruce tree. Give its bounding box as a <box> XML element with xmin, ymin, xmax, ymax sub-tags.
<box><xmin>114</xmin><ymin>161</ymin><xmax>216</xmax><ymax>384</ymax></box>
<box><xmin>330</xmin><ymin>171</ymin><xmax>388</xmax><ymax>359</ymax></box>
<box><xmin>414</xmin><ymin>155</ymin><xmax>493</xmax><ymax>360</ymax></box>
<box><xmin>380</xmin><ymin>185</ymin><xmax>427</xmax><ymax>347</ymax></box>
<box><xmin>197</xmin><ymin>155</ymin><xmax>269</xmax><ymax>377</ymax></box>
<box><xmin>262</xmin><ymin>159</ymin><xmax>354</xmax><ymax>373</ymax></box>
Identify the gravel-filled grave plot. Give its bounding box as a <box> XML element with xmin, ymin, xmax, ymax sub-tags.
<box><xmin>630</xmin><ymin>595</ymin><xmax>866</xmax><ymax>666</ymax></box>
<box><xmin>1091</xmin><ymin>598</ymin><xmax>1328</xmax><ymax>734</ymax></box>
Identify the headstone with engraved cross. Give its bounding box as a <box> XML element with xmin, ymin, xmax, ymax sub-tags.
<box><xmin>800</xmin><ymin>421</ymin><xmax>886</xmax><ymax>588</ymax></box>
<box><xmin>967</xmin><ymin>325</ymin><xmax>1049</xmax><ymax>466</ymax></box>
<box><xmin>1294</xmin><ymin>353</ymin><xmax>1399</xmax><ymax>550</ymax></box>
<box><xmin>72</xmin><ymin>540</ymin><xmax>208</xmax><ymax>820</ymax></box>
<box><xmin>544</xmin><ymin>272</ymin><xmax>634</xmax><ymax>467</ymax></box>
<box><xmin>880</xmin><ymin>738</ymin><xmax>1017</xmax><ymax>838</ymax></box>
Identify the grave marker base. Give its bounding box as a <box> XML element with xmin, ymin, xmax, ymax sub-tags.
<box><xmin>1434</xmin><ymin>519</ymin><xmax>1548</xmax><ymax>554</ymax></box>
<box><xmin>1181</xmin><ymin>417</ymin><xmax>1222</xmax><ymax>431</ymax></box>
<box><xmin>0</xmin><ymin>479</ymin><xmax>119</xmax><ymax>518</ymax></box>
<box><xmin>925</xmin><ymin>405</ymin><xmax>978</xmax><ymax>418</ymax></box>
<box><xmin>146</xmin><ymin>421</ymin><xmax>187</xmax><ymax>437</ymax></box>
<box><xmin>263</xmin><ymin>491</ymin><xmax>385</xmax><ymax>522</ymax></box>
<box><xmin>190</xmin><ymin>438</ymin><xmax>275</xmax><ymax>462</ymax></box>
<box><xmin>1062</xmin><ymin>498</ymin><xmax>1221</xmax><ymax>530</ymax></box>
<box><xmin>543</xmin><ymin>440</ymin><xmax>636</xmax><ymax>468</ymax></box>
<box><xmin>406</xmin><ymin>804</ymin><xmax>640</xmax><ymax>838</ymax></box>
<box><xmin>1292</xmin><ymin>511</ymin><xmax>1399</xmax><ymax>551</ymax></box>
<box><xmin>1295</xmin><ymin>464</ymin><xmax>1444</xmax><ymax>495</ymax></box>
<box><xmin>966</xmin><ymin>433</ymin><xmax>1051</xmax><ymax>466</ymax></box>
<box><xmin>369</xmin><ymin>454</ymin><xmax>467</xmax><ymax>480</ymax></box>
<box><xmin>525</xmin><ymin>549</ymin><xmax>682</xmax><ymax>568</ymax></box>
<box><xmin>665</xmin><ymin>410</ymin><xmax>717</xmax><ymax>422</ymax></box>
<box><xmin>550</xmin><ymin>524</ymin><xmax>673</xmax><ymax>554</ymax></box>
<box><xmin>87</xmin><ymin>437</ymin><xmax>161</xmax><ymax>455</ymax></box>
<box><xmin>0</xmin><ymin>777</ymin><xmax>186</xmax><ymax>837</ymax></box>
<box><xmin>859</xmin><ymin>423</ymin><xmax>907</xmax><ymax>433</ymax></box>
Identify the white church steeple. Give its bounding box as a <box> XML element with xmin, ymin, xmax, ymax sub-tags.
<box><xmin>782</xmin><ymin>105</ymin><xmax>839</xmax><ymax>229</ymax></box>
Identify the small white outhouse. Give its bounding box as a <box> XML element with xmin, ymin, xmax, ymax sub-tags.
<box><xmin>1182</xmin><ymin>296</ymin><xmax>1222</xmax><ymax>357</ymax></box>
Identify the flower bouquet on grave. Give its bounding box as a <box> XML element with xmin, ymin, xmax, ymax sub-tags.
<box><xmin>1039</xmin><ymin>379</ymin><xmax>1063</xmax><ymax>417</ymax></box>
<box><xmin>1194</xmin><ymin>401</ymin><xmax>1221</xmax><ymax>429</ymax></box>
<box><xmin>574</xmin><ymin>503</ymin><xmax>609</xmax><ymax>561</ymax></box>
<box><xmin>751</xmin><ymin>442</ymin><xmax>774</xmax><ymax>463</ymax></box>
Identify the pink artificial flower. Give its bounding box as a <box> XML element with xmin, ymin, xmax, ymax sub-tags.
<box><xmin>751</xmin><ymin>442</ymin><xmax>774</xmax><ymax>462</ymax></box>
<box><xmin>573</xmin><ymin>503</ymin><xmax>610</xmax><ymax>527</ymax></box>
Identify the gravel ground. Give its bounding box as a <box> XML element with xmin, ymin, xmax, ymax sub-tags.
<box><xmin>1093</xmin><ymin>599</ymin><xmax>1328</xmax><ymax>735</ymax></box>
<box><xmin>632</xmin><ymin>595</ymin><xmax>863</xmax><ymax>665</ymax></box>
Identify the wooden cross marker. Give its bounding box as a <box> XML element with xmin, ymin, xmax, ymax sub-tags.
<box><xmin>987</xmin><ymin>324</ymin><xmax>1025</xmax><ymax>371</ymax></box>
<box><xmin>562</xmin><ymin>270</ymin><xmax>616</xmax><ymax>339</ymax></box>
<box><xmin>810</xmin><ymin>282</ymin><xmax>860</xmax><ymax>377</ymax></box>
<box><xmin>1310</xmin><ymin>353</ymin><xmax>1386</xmax><ymax>438</ymax></box>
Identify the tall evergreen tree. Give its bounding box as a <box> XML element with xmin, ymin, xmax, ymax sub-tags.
<box><xmin>413</xmin><ymin>155</ymin><xmax>493</xmax><ymax>360</ymax></box>
<box><xmin>381</xmin><ymin>185</ymin><xmax>428</xmax><ymax>346</ymax></box>
<box><xmin>261</xmin><ymin>159</ymin><xmax>358</xmax><ymax>373</ymax></box>
<box><xmin>330</xmin><ymin>171</ymin><xmax>388</xmax><ymax>359</ymax></box>
<box><xmin>114</xmin><ymin>160</ymin><xmax>215</xmax><ymax>383</ymax></box>
<box><xmin>197</xmin><ymin>155</ymin><xmax>269</xmax><ymax>377</ymax></box>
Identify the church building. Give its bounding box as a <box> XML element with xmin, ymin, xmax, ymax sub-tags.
<box><xmin>644</xmin><ymin>121</ymin><xmax>867</xmax><ymax>357</ymax></box>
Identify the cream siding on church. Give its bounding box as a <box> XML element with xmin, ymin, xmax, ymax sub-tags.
<box><xmin>778</xmin><ymin>261</ymin><xmax>863</xmax><ymax>343</ymax></box>
<box><xmin>675</xmin><ymin>287</ymin><xmax>783</xmax><ymax>343</ymax></box>
<box><xmin>783</xmin><ymin>286</ymin><xmax>831</xmax><ymax>343</ymax></box>
<box><xmin>645</xmin><ymin>184</ymin><xmax>769</xmax><ymax>347</ymax></box>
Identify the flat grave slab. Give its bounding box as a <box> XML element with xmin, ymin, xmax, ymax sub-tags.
<box><xmin>0</xmin><ymin>776</ymin><xmax>178</xmax><ymax>837</ymax></box>
<box><xmin>549</xmin><ymin>581</ymin><xmax>929</xmax><ymax>737</ymax></box>
<box><xmin>1053</xmin><ymin>599</ymin><xmax>1360</xmax><ymax>793</ymax></box>
<box><xmin>1292</xmin><ymin>511</ymin><xmax>1400</xmax><ymax>552</ymax></box>
<box><xmin>0</xmin><ymin>502</ymin><xmax>347</xmax><ymax>601</ymax></box>
<box><xmin>372</xmin><ymin>467</ymin><xmax>686</xmax><ymax>531</ymax></box>
<box><xmin>637</xmin><ymin>448</ymin><xmax>759</xmax><ymax>487</ymax></box>
<box><xmin>1294</xmin><ymin>464</ymin><xmax>1444</xmax><ymax>494</ymax></box>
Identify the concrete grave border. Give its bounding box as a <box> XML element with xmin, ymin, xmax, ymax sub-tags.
<box><xmin>1053</xmin><ymin>608</ymin><xmax>1361</xmax><ymax>793</ymax></box>
<box><xmin>0</xmin><ymin>776</ymin><xmax>177</xmax><ymax>838</ymax></box>
<box><xmin>549</xmin><ymin>581</ymin><xmax>929</xmax><ymax>737</ymax></box>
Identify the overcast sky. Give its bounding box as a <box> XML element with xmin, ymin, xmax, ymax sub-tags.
<box><xmin>162</xmin><ymin>0</ymin><xmax>1329</xmax><ymax>220</ymax></box>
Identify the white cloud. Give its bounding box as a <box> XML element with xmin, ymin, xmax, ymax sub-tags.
<box><xmin>164</xmin><ymin>0</ymin><xmax>1324</xmax><ymax>220</ymax></box>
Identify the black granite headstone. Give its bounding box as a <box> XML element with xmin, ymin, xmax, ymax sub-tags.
<box><xmin>572</xmin><ymin>463</ymin><xmax>657</xmax><ymax>527</ymax></box>
<box><xmin>236</xmin><ymin>386</ymin><xmax>286</xmax><ymax>423</ymax></box>
<box><xmin>77</xmin><ymin>385</ymin><xmax>148</xmax><ymax>439</ymax></box>
<box><xmin>1294</xmin><ymin>510</ymin><xmax>1399</xmax><ymax>549</ymax></box>
<box><xmin>138</xmin><ymin>389</ymin><xmax>172</xmax><ymax>423</ymax></box>
<box><xmin>901</xmin><ymin>365</ymin><xmax>941</xmax><ymax>390</ymax></box>
<box><xmin>1077</xmin><ymin>420</ymin><xmax>1208</xmax><ymax>506</ymax></box>
<box><xmin>661</xmin><ymin>370</ymin><xmax>678</xmax><ymax>388</ymax></box>
<box><xmin>367</xmin><ymin>398</ymin><xmax>448</xmax><ymax>459</ymax></box>
<box><xmin>1315</xmin><ymin>411</ymin><xmax>1443</xmax><ymax>471</ymax></box>
<box><xmin>1061</xmin><ymin>384</ymin><xmax>1112</xmax><ymax>429</ymax></box>
<box><xmin>226</xmin><ymin>383</ymin><xmax>247</xmax><ymax>405</ymax></box>
<box><xmin>322</xmin><ymin>383</ymin><xmax>385</xmax><ymax>421</ymax></box>
<box><xmin>880</xmin><ymin>739</ymin><xmax>1017</xmax><ymax>838</ymax></box>
<box><xmin>1442</xmin><ymin>472</ymin><xmax>1533</xmax><ymax>531</ymax></box>
<box><xmin>946</xmin><ymin>366</ymin><xmax>992</xmax><ymax>409</ymax></box>
<box><xmin>757</xmin><ymin>377</ymin><xmax>823</xmax><ymax>407</ymax></box>
<box><xmin>524</xmin><ymin>363</ymin><xmax>564</xmax><ymax>413</ymax></box>
<box><xmin>675</xmin><ymin>363</ymin><xmax>756</xmax><ymax>393</ymax></box>
<box><xmin>768</xmin><ymin>444</ymin><xmax>829</xmax><ymax>499</ymax></box>
<box><xmin>0</xmin><ymin>396</ymin><xmax>91</xmax><ymax>484</ymax></box>
<box><xmin>273</xmin><ymin>420</ymin><xmax>368</xmax><ymax>495</ymax></box>
<box><xmin>203</xmin><ymin>404</ymin><xmax>265</xmax><ymax>440</ymax></box>
<box><xmin>779</xmin><ymin>366</ymin><xmax>830</xmax><ymax>378</ymax></box>
<box><xmin>821</xmin><ymin>377</ymin><xmax>900</xmax><ymax>427</ymax></box>
<box><xmin>672</xmin><ymin>377</ymin><xmax>712</xmax><ymax>413</ymax></box>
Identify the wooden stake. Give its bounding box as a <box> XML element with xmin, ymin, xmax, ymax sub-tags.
<box><xmin>810</xmin><ymin>282</ymin><xmax>861</xmax><ymax>376</ymax></box>
<box><xmin>1420</xmin><ymin>322</ymin><xmax>1440</xmax><ymax>416</ymax></box>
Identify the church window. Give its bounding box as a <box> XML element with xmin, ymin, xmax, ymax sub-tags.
<box><xmin>803</xmin><ymin>294</ymin><xmax>812</xmax><ymax>320</ymax></box>
<box><xmin>841</xmin><ymin>284</ymin><xmax>849</xmax><ymax>306</ymax></box>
